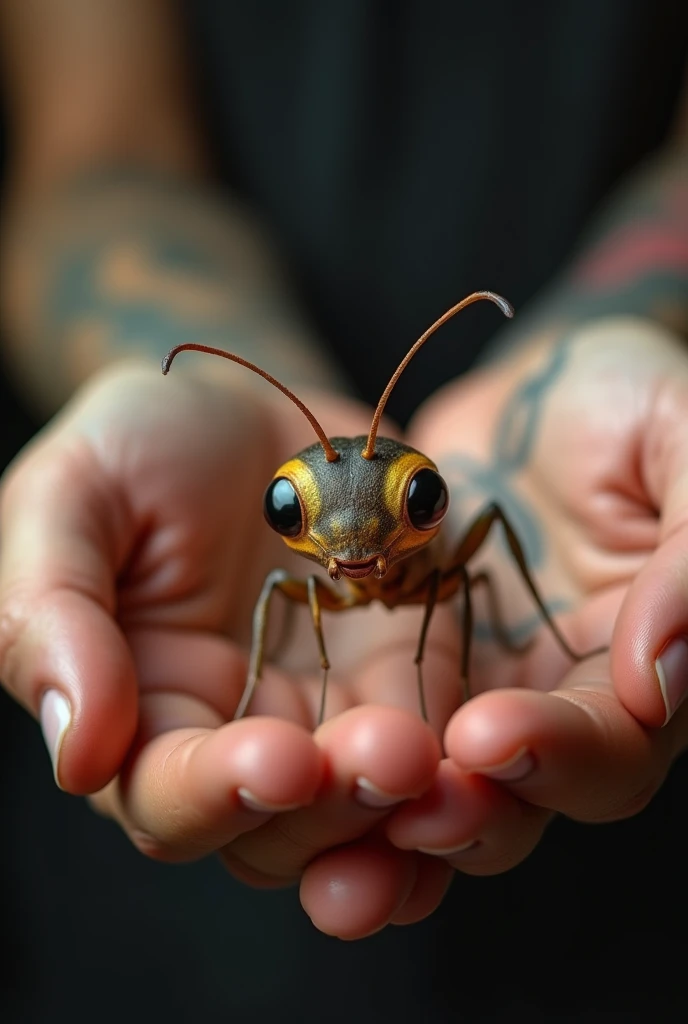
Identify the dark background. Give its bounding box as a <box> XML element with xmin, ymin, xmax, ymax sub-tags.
<box><xmin>187</xmin><ymin>0</ymin><xmax>688</xmax><ymax>422</ymax></box>
<box><xmin>3</xmin><ymin>1</ymin><xmax>688</xmax><ymax>1020</ymax></box>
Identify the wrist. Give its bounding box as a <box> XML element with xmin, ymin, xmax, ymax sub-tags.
<box><xmin>1</xmin><ymin>168</ymin><xmax>351</xmax><ymax>415</ymax></box>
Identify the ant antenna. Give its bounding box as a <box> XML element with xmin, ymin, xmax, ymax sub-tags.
<box><xmin>361</xmin><ymin>291</ymin><xmax>514</xmax><ymax>460</ymax></box>
<box><xmin>162</xmin><ymin>344</ymin><xmax>340</xmax><ymax>462</ymax></box>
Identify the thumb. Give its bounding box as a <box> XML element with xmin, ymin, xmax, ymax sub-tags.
<box><xmin>0</xmin><ymin>436</ymin><xmax>138</xmax><ymax>793</ymax></box>
<box><xmin>612</xmin><ymin>376</ymin><xmax>688</xmax><ymax>740</ymax></box>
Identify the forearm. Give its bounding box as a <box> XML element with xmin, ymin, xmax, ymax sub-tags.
<box><xmin>0</xmin><ymin>169</ymin><xmax>347</xmax><ymax>413</ymax></box>
<box><xmin>484</xmin><ymin>139</ymin><xmax>688</xmax><ymax>359</ymax></box>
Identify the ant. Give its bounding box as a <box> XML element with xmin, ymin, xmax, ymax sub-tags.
<box><xmin>163</xmin><ymin>292</ymin><xmax>594</xmax><ymax>724</ymax></box>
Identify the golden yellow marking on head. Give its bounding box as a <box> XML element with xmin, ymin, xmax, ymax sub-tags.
<box><xmin>327</xmin><ymin>516</ymin><xmax>346</xmax><ymax>543</ymax></box>
<box><xmin>356</xmin><ymin>515</ymin><xmax>380</xmax><ymax>549</ymax></box>
<box><xmin>272</xmin><ymin>457</ymin><xmax>323</xmax><ymax>560</ymax></box>
<box><xmin>383</xmin><ymin>452</ymin><xmax>437</xmax><ymax>520</ymax></box>
<box><xmin>383</xmin><ymin>451</ymin><xmax>443</xmax><ymax>562</ymax></box>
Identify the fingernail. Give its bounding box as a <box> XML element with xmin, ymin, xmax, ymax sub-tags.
<box><xmin>236</xmin><ymin>787</ymin><xmax>302</xmax><ymax>813</ymax></box>
<box><xmin>418</xmin><ymin>840</ymin><xmax>479</xmax><ymax>857</ymax></box>
<box><xmin>354</xmin><ymin>777</ymin><xmax>405</xmax><ymax>809</ymax></box>
<box><xmin>655</xmin><ymin>636</ymin><xmax>688</xmax><ymax>725</ymax></box>
<box><xmin>40</xmin><ymin>689</ymin><xmax>71</xmax><ymax>787</ymax></box>
<box><xmin>472</xmin><ymin>745</ymin><xmax>535</xmax><ymax>782</ymax></box>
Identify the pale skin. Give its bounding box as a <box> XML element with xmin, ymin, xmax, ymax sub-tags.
<box><xmin>2</xmin><ymin>0</ymin><xmax>688</xmax><ymax>941</ymax></box>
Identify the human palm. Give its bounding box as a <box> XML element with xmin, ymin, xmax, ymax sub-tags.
<box><xmin>4</xmin><ymin>319</ymin><xmax>688</xmax><ymax>939</ymax></box>
<box><xmin>0</xmin><ymin>362</ymin><xmax>456</xmax><ymax>938</ymax></box>
<box><xmin>385</xmin><ymin>317</ymin><xmax>687</xmax><ymax>876</ymax></box>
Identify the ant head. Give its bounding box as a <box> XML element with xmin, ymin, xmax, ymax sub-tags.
<box><xmin>162</xmin><ymin>291</ymin><xmax>513</xmax><ymax>581</ymax></box>
<box><xmin>263</xmin><ymin>436</ymin><xmax>449</xmax><ymax>580</ymax></box>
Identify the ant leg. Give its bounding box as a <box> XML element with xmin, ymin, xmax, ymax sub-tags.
<box><xmin>235</xmin><ymin>570</ymin><xmax>355</xmax><ymax>723</ymax></box>
<box><xmin>413</xmin><ymin>570</ymin><xmax>441</xmax><ymax>720</ymax></box>
<box><xmin>234</xmin><ymin>569</ymin><xmax>308</xmax><ymax>720</ymax></box>
<box><xmin>469</xmin><ymin>569</ymin><xmax>534</xmax><ymax>655</ymax></box>
<box><xmin>307</xmin><ymin>576</ymin><xmax>332</xmax><ymax>726</ymax></box>
<box><xmin>438</xmin><ymin>565</ymin><xmax>527</xmax><ymax>705</ymax></box>
<box><xmin>305</xmin><ymin>575</ymin><xmax>357</xmax><ymax>724</ymax></box>
<box><xmin>401</xmin><ymin>565</ymin><xmax>473</xmax><ymax>710</ymax></box>
<box><xmin>456</xmin><ymin>566</ymin><xmax>474</xmax><ymax>704</ymax></box>
<box><xmin>451</xmin><ymin>502</ymin><xmax>604</xmax><ymax>661</ymax></box>
<box><xmin>425</xmin><ymin>564</ymin><xmax>474</xmax><ymax>704</ymax></box>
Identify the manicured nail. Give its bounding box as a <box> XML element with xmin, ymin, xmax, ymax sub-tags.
<box><xmin>655</xmin><ymin>636</ymin><xmax>688</xmax><ymax>725</ymax></box>
<box><xmin>354</xmin><ymin>777</ymin><xmax>405</xmax><ymax>809</ymax></box>
<box><xmin>473</xmin><ymin>745</ymin><xmax>535</xmax><ymax>782</ymax></box>
<box><xmin>236</xmin><ymin>787</ymin><xmax>302</xmax><ymax>813</ymax></box>
<box><xmin>418</xmin><ymin>840</ymin><xmax>479</xmax><ymax>857</ymax></box>
<box><xmin>40</xmin><ymin>689</ymin><xmax>71</xmax><ymax>787</ymax></box>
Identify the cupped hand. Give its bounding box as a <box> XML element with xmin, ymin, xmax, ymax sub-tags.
<box><xmin>0</xmin><ymin>360</ymin><xmax>460</xmax><ymax>939</ymax></box>
<box><xmin>384</xmin><ymin>317</ymin><xmax>688</xmax><ymax>882</ymax></box>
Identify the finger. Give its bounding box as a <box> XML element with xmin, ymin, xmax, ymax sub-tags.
<box><xmin>386</xmin><ymin>760</ymin><xmax>550</xmax><ymax>876</ymax></box>
<box><xmin>613</xmin><ymin>379</ymin><xmax>688</xmax><ymax>732</ymax></box>
<box><xmin>444</xmin><ymin>663</ymin><xmax>671</xmax><ymax>822</ymax></box>
<box><xmin>0</xmin><ymin>443</ymin><xmax>138</xmax><ymax>793</ymax></box>
<box><xmin>300</xmin><ymin>840</ymin><xmax>418</xmax><ymax>939</ymax></box>
<box><xmin>613</xmin><ymin>520</ymin><xmax>688</xmax><ymax>735</ymax></box>
<box><xmin>388</xmin><ymin>855</ymin><xmax>453</xmax><ymax>926</ymax></box>
<box><xmin>223</xmin><ymin>705</ymin><xmax>441</xmax><ymax>882</ymax></box>
<box><xmin>92</xmin><ymin>714</ymin><xmax>325</xmax><ymax>862</ymax></box>
<box><xmin>3</xmin><ymin>593</ymin><xmax>138</xmax><ymax>795</ymax></box>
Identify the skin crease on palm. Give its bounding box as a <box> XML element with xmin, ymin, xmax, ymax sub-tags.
<box><xmin>3</xmin><ymin>316</ymin><xmax>688</xmax><ymax>941</ymax></box>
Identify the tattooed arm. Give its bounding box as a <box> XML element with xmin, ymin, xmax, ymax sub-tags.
<box><xmin>413</xmin><ymin>72</ymin><xmax>688</xmax><ymax>618</ymax></box>
<box><xmin>393</xmin><ymin>82</ymin><xmax>688</xmax><ymax>883</ymax></box>
<box><xmin>484</xmin><ymin>122</ymin><xmax>688</xmax><ymax>358</ymax></box>
<box><xmin>411</xmin><ymin>86</ymin><xmax>688</xmax><ymax>639</ymax></box>
<box><xmin>0</xmin><ymin>0</ymin><xmax>344</xmax><ymax>413</ymax></box>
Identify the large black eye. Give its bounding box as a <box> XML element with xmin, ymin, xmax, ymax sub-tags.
<box><xmin>263</xmin><ymin>477</ymin><xmax>303</xmax><ymax>537</ymax></box>
<box><xmin>406</xmin><ymin>469</ymin><xmax>449</xmax><ymax>530</ymax></box>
